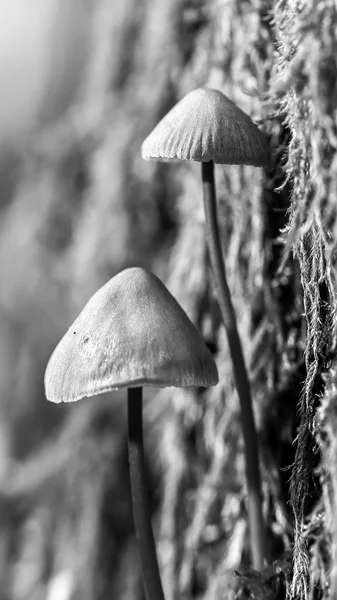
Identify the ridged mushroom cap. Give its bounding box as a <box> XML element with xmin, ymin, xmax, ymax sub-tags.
<box><xmin>141</xmin><ymin>87</ymin><xmax>268</xmax><ymax>167</ymax></box>
<box><xmin>45</xmin><ymin>267</ymin><xmax>218</xmax><ymax>403</ymax></box>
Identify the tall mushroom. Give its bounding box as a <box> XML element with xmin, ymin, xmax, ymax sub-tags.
<box><xmin>45</xmin><ymin>266</ymin><xmax>218</xmax><ymax>600</ymax></box>
<box><xmin>141</xmin><ymin>87</ymin><xmax>268</xmax><ymax>569</ymax></box>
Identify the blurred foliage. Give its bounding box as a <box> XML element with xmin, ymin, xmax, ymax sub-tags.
<box><xmin>1</xmin><ymin>0</ymin><xmax>337</xmax><ymax>599</ymax></box>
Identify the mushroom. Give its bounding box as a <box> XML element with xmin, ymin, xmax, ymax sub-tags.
<box><xmin>45</xmin><ymin>266</ymin><xmax>218</xmax><ymax>600</ymax></box>
<box><xmin>141</xmin><ymin>87</ymin><xmax>268</xmax><ymax>569</ymax></box>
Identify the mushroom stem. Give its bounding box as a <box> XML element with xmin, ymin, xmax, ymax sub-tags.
<box><xmin>201</xmin><ymin>160</ymin><xmax>266</xmax><ymax>570</ymax></box>
<box><xmin>127</xmin><ymin>387</ymin><xmax>165</xmax><ymax>600</ymax></box>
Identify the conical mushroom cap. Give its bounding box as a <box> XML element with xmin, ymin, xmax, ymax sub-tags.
<box><xmin>45</xmin><ymin>267</ymin><xmax>218</xmax><ymax>403</ymax></box>
<box><xmin>141</xmin><ymin>87</ymin><xmax>268</xmax><ymax>167</ymax></box>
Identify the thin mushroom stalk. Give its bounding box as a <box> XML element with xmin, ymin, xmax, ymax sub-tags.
<box><xmin>128</xmin><ymin>387</ymin><xmax>165</xmax><ymax>600</ymax></box>
<box><xmin>202</xmin><ymin>159</ymin><xmax>266</xmax><ymax>569</ymax></box>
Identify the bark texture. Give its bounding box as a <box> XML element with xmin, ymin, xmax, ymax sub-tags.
<box><xmin>0</xmin><ymin>1</ymin><xmax>336</xmax><ymax>599</ymax></box>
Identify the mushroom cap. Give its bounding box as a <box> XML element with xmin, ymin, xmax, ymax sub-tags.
<box><xmin>45</xmin><ymin>267</ymin><xmax>218</xmax><ymax>403</ymax></box>
<box><xmin>141</xmin><ymin>87</ymin><xmax>268</xmax><ymax>167</ymax></box>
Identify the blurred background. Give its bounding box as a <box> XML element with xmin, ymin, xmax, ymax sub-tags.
<box><xmin>0</xmin><ymin>1</ymin><xmax>290</xmax><ymax>599</ymax></box>
<box><xmin>1</xmin><ymin>1</ymin><xmax>337</xmax><ymax>599</ymax></box>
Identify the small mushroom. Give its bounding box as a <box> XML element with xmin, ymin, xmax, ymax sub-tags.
<box><xmin>45</xmin><ymin>266</ymin><xmax>218</xmax><ymax>600</ymax></box>
<box><xmin>142</xmin><ymin>88</ymin><xmax>268</xmax><ymax>569</ymax></box>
